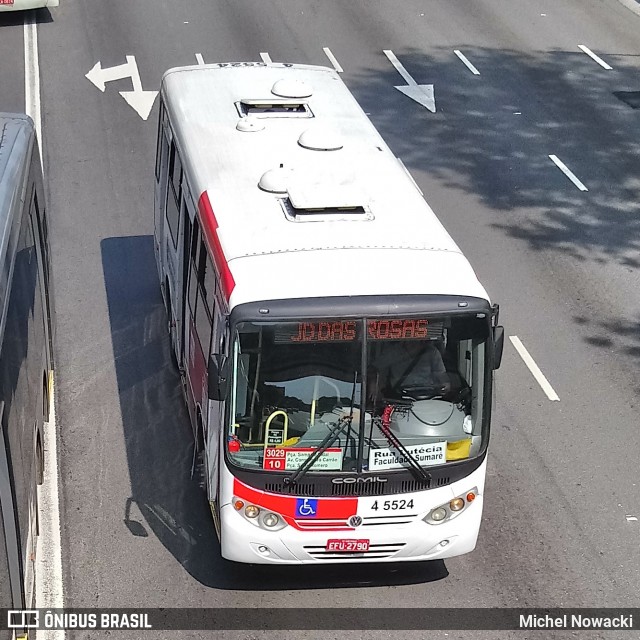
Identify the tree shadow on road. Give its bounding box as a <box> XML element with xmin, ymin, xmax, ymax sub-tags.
<box><xmin>348</xmin><ymin>45</ymin><xmax>640</xmax><ymax>264</ymax></box>
<box><xmin>346</xmin><ymin>45</ymin><xmax>640</xmax><ymax>365</ymax></box>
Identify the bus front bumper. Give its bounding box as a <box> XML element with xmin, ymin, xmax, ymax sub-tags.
<box><xmin>219</xmin><ymin>497</ymin><xmax>483</xmax><ymax>564</ymax></box>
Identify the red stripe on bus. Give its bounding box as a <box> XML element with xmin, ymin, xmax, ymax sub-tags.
<box><xmin>198</xmin><ymin>191</ymin><xmax>236</xmax><ymax>300</ymax></box>
<box><xmin>233</xmin><ymin>479</ymin><xmax>358</xmax><ymax>520</ymax></box>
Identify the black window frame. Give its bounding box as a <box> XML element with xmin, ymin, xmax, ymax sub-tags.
<box><xmin>154</xmin><ymin>103</ymin><xmax>165</xmax><ymax>182</ymax></box>
<box><xmin>165</xmin><ymin>141</ymin><xmax>183</xmax><ymax>248</ymax></box>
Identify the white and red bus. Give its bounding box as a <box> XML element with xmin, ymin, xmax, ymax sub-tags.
<box><xmin>154</xmin><ymin>62</ymin><xmax>503</xmax><ymax>564</ymax></box>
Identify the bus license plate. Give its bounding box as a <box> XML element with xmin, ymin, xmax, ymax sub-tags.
<box><xmin>326</xmin><ymin>539</ymin><xmax>369</xmax><ymax>552</ymax></box>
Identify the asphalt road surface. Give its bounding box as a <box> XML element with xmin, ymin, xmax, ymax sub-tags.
<box><xmin>2</xmin><ymin>1</ymin><xmax>640</xmax><ymax>638</ymax></box>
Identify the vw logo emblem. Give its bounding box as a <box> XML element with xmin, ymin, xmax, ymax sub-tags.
<box><xmin>348</xmin><ymin>515</ymin><xmax>362</xmax><ymax>527</ymax></box>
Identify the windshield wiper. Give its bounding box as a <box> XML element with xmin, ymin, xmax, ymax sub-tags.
<box><xmin>285</xmin><ymin>372</ymin><xmax>359</xmax><ymax>486</ymax></box>
<box><xmin>373</xmin><ymin>406</ymin><xmax>431</xmax><ymax>483</ymax></box>
<box><xmin>283</xmin><ymin>415</ymin><xmax>354</xmax><ymax>486</ymax></box>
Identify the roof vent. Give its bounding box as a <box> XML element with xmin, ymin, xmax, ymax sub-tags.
<box><xmin>236</xmin><ymin>99</ymin><xmax>313</xmax><ymax>119</ymax></box>
<box><xmin>298</xmin><ymin>126</ymin><xmax>344</xmax><ymax>151</ymax></box>
<box><xmin>271</xmin><ymin>78</ymin><xmax>313</xmax><ymax>98</ymax></box>
<box><xmin>258</xmin><ymin>165</ymin><xmax>293</xmax><ymax>194</ymax></box>
<box><xmin>280</xmin><ymin>198</ymin><xmax>370</xmax><ymax>223</ymax></box>
<box><xmin>236</xmin><ymin>115</ymin><xmax>265</xmax><ymax>132</ymax></box>
<box><xmin>281</xmin><ymin>182</ymin><xmax>372</xmax><ymax>222</ymax></box>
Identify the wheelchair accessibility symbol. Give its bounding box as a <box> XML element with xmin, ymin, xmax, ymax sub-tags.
<box><xmin>295</xmin><ymin>498</ymin><xmax>318</xmax><ymax>518</ymax></box>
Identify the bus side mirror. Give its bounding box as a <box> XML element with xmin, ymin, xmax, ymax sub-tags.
<box><xmin>208</xmin><ymin>354</ymin><xmax>228</xmax><ymax>401</ymax></box>
<box><xmin>493</xmin><ymin>326</ymin><xmax>504</xmax><ymax>370</ymax></box>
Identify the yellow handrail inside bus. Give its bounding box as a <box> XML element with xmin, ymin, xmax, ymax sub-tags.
<box><xmin>310</xmin><ymin>377</ymin><xmax>320</xmax><ymax>426</ymax></box>
<box><xmin>264</xmin><ymin>410</ymin><xmax>288</xmax><ymax>446</ymax></box>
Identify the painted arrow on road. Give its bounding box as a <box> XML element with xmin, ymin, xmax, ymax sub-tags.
<box><xmin>383</xmin><ymin>50</ymin><xmax>435</xmax><ymax>113</ymax></box>
<box><xmin>86</xmin><ymin>55</ymin><xmax>158</xmax><ymax>120</ymax></box>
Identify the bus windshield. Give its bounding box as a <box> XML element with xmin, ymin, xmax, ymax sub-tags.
<box><xmin>228</xmin><ymin>315</ymin><xmax>490</xmax><ymax>473</ymax></box>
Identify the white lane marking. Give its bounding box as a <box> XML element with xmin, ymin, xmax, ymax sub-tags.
<box><xmin>195</xmin><ymin>53</ymin><xmax>205</xmax><ymax>66</ymax></box>
<box><xmin>383</xmin><ymin>49</ymin><xmax>417</xmax><ymax>86</ymax></box>
<box><xmin>383</xmin><ymin>50</ymin><xmax>436</xmax><ymax>112</ymax></box>
<box><xmin>578</xmin><ymin>45</ymin><xmax>613</xmax><ymax>70</ymax></box>
<box><xmin>626</xmin><ymin>515</ymin><xmax>638</xmax><ymax>522</ymax></box>
<box><xmin>24</xmin><ymin>25</ymin><xmax>65</xmax><ymax>638</ymax></box>
<box><xmin>618</xmin><ymin>0</ymin><xmax>640</xmax><ymax>18</ymax></box>
<box><xmin>86</xmin><ymin>57</ymin><xmax>137</xmax><ymax>92</ymax></box>
<box><xmin>260</xmin><ymin>52</ymin><xmax>272</xmax><ymax>63</ymax></box>
<box><xmin>548</xmin><ymin>155</ymin><xmax>588</xmax><ymax>192</ymax></box>
<box><xmin>454</xmin><ymin>50</ymin><xmax>480</xmax><ymax>75</ymax></box>
<box><xmin>24</xmin><ymin>14</ymin><xmax>42</xmax><ymax>169</ymax></box>
<box><xmin>85</xmin><ymin>56</ymin><xmax>158</xmax><ymax>120</ymax></box>
<box><xmin>509</xmin><ymin>336</ymin><xmax>560</xmax><ymax>401</ymax></box>
<box><xmin>323</xmin><ymin>47</ymin><xmax>343</xmax><ymax>73</ymax></box>
<box><xmin>36</xmin><ymin>383</ymin><xmax>66</xmax><ymax>640</ymax></box>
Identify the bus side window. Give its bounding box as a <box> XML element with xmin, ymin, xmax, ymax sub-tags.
<box><xmin>32</xmin><ymin>192</ymin><xmax>48</xmax><ymax>268</ymax></box>
<box><xmin>154</xmin><ymin>104</ymin><xmax>165</xmax><ymax>182</ymax></box>
<box><xmin>187</xmin><ymin>218</ymin><xmax>200</xmax><ymax>318</ymax></box>
<box><xmin>169</xmin><ymin>142</ymin><xmax>182</xmax><ymax>201</ymax></box>
<box><xmin>194</xmin><ymin>243</ymin><xmax>215</xmax><ymax>356</ymax></box>
<box><xmin>165</xmin><ymin>141</ymin><xmax>182</xmax><ymax>248</ymax></box>
<box><xmin>25</xmin><ymin>212</ymin><xmax>35</xmax><ymax>265</ymax></box>
<box><xmin>203</xmin><ymin>253</ymin><xmax>216</xmax><ymax>318</ymax></box>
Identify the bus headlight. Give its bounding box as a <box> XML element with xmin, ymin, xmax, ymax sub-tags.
<box><xmin>245</xmin><ymin>505</ymin><xmax>260</xmax><ymax>518</ymax></box>
<box><xmin>233</xmin><ymin>497</ymin><xmax>288</xmax><ymax>531</ymax></box>
<box><xmin>431</xmin><ymin>507</ymin><xmax>447</xmax><ymax>522</ymax></box>
<box><xmin>424</xmin><ymin>488</ymin><xmax>478</xmax><ymax>525</ymax></box>
<box><xmin>262</xmin><ymin>512</ymin><xmax>280</xmax><ymax>528</ymax></box>
<box><xmin>258</xmin><ymin>510</ymin><xmax>286</xmax><ymax>531</ymax></box>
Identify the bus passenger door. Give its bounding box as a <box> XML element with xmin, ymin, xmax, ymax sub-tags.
<box><xmin>180</xmin><ymin>194</ymin><xmax>197</xmax><ymax>366</ymax></box>
<box><xmin>154</xmin><ymin>107</ymin><xmax>168</xmax><ymax>275</ymax></box>
<box><xmin>206</xmin><ymin>307</ymin><xmax>226</xmax><ymax>504</ymax></box>
<box><xmin>153</xmin><ymin>104</ymin><xmax>170</xmax><ymax>282</ymax></box>
<box><xmin>158</xmin><ymin>131</ymin><xmax>183</xmax><ymax>364</ymax></box>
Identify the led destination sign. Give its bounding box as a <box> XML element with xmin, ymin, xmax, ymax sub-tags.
<box><xmin>287</xmin><ymin>321</ymin><xmax>356</xmax><ymax>343</ymax></box>
<box><xmin>274</xmin><ymin>319</ymin><xmax>444</xmax><ymax>343</ymax></box>
<box><xmin>367</xmin><ymin>319</ymin><xmax>443</xmax><ymax>340</ymax></box>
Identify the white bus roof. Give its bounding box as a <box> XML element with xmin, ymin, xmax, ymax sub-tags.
<box><xmin>161</xmin><ymin>63</ymin><xmax>490</xmax><ymax>308</ymax></box>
